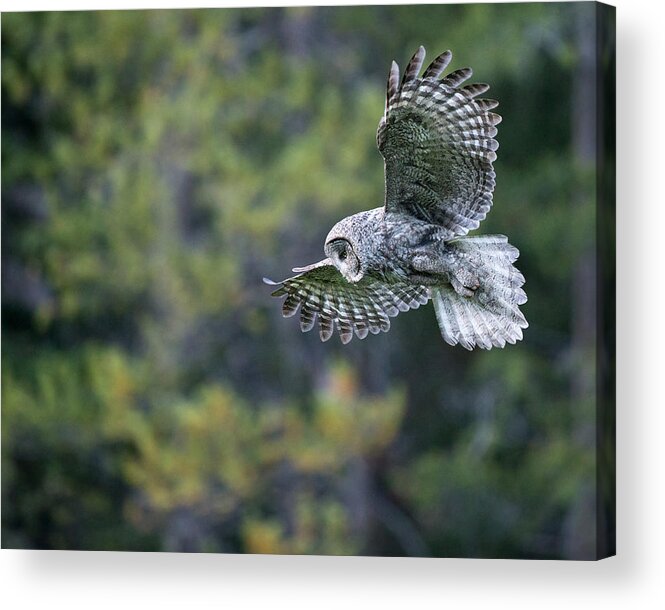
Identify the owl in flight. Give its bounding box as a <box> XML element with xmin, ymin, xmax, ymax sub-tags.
<box><xmin>265</xmin><ymin>47</ymin><xmax>527</xmax><ymax>349</ymax></box>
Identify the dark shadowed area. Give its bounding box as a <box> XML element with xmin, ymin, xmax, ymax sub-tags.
<box><xmin>2</xmin><ymin>2</ymin><xmax>614</xmax><ymax>558</ymax></box>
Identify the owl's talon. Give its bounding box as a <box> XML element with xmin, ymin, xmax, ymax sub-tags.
<box><xmin>451</xmin><ymin>275</ymin><xmax>478</xmax><ymax>298</ymax></box>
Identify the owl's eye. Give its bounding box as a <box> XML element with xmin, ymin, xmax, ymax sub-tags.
<box><xmin>339</xmin><ymin>250</ymin><xmax>347</xmax><ymax>261</ymax></box>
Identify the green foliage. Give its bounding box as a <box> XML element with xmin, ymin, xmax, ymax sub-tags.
<box><xmin>3</xmin><ymin>345</ymin><xmax>403</xmax><ymax>553</ymax></box>
<box><xmin>2</xmin><ymin>4</ymin><xmax>600</xmax><ymax>557</ymax></box>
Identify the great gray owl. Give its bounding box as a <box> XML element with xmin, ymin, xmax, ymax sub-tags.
<box><xmin>264</xmin><ymin>47</ymin><xmax>528</xmax><ymax>349</ymax></box>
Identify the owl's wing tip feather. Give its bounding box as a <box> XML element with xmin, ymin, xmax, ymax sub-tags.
<box><xmin>292</xmin><ymin>258</ymin><xmax>333</xmax><ymax>274</ymax></box>
<box><xmin>262</xmin><ymin>277</ymin><xmax>279</xmax><ymax>286</ymax></box>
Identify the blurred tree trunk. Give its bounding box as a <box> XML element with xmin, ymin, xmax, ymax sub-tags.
<box><xmin>281</xmin><ymin>6</ymin><xmax>316</xmax><ymax>58</ymax></box>
<box><xmin>563</xmin><ymin>3</ymin><xmax>597</xmax><ymax>560</ymax></box>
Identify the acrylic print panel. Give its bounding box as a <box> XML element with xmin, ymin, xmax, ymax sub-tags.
<box><xmin>1</xmin><ymin>2</ymin><xmax>615</xmax><ymax>559</ymax></box>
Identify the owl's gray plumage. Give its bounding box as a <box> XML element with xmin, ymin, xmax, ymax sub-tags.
<box><xmin>264</xmin><ymin>257</ymin><xmax>429</xmax><ymax>345</ymax></box>
<box><xmin>265</xmin><ymin>47</ymin><xmax>528</xmax><ymax>349</ymax></box>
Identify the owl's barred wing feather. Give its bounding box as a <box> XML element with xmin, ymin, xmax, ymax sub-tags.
<box><xmin>377</xmin><ymin>47</ymin><xmax>501</xmax><ymax>237</ymax></box>
<box><xmin>264</xmin><ymin>260</ymin><xmax>429</xmax><ymax>344</ymax></box>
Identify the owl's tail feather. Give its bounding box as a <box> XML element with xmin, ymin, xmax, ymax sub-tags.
<box><xmin>431</xmin><ymin>235</ymin><xmax>528</xmax><ymax>350</ymax></box>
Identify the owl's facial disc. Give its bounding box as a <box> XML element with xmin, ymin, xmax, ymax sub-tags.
<box><xmin>325</xmin><ymin>238</ymin><xmax>362</xmax><ymax>283</ymax></box>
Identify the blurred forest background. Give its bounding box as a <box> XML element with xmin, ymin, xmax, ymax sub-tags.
<box><xmin>2</xmin><ymin>3</ymin><xmax>613</xmax><ymax>559</ymax></box>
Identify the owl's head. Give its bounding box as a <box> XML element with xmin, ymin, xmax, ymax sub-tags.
<box><xmin>324</xmin><ymin>211</ymin><xmax>379</xmax><ymax>283</ymax></box>
<box><xmin>325</xmin><ymin>237</ymin><xmax>363</xmax><ymax>283</ymax></box>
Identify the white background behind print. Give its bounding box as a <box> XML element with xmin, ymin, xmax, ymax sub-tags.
<box><xmin>0</xmin><ymin>0</ymin><xmax>663</xmax><ymax>608</ymax></box>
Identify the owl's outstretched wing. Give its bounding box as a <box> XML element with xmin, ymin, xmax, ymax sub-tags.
<box><xmin>264</xmin><ymin>259</ymin><xmax>429</xmax><ymax>344</ymax></box>
<box><xmin>377</xmin><ymin>47</ymin><xmax>501</xmax><ymax>238</ymax></box>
